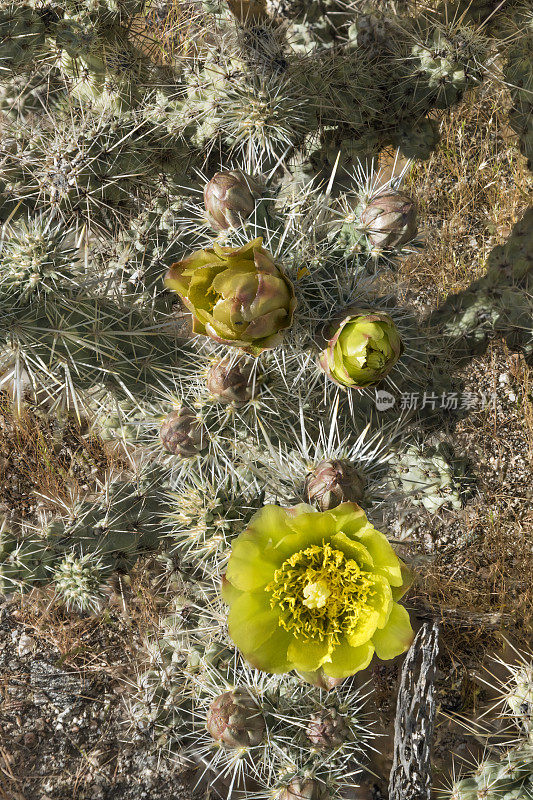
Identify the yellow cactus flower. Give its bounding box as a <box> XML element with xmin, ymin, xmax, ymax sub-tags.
<box><xmin>222</xmin><ymin>502</ymin><xmax>413</xmax><ymax>682</ymax></box>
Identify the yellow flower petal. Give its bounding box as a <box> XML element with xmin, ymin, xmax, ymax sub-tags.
<box><xmin>327</xmin><ymin>502</ymin><xmax>367</xmax><ymax>533</ymax></box>
<box><xmin>353</xmin><ymin>527</ymin><xmax>403</xmax><ymax>586</ymax></box>
<box><xmin>330</xmin><ymin>532</ymin><xmax>374</xmax><ymax>571</ymax></box>
<box><xmin>391</xmin><ymin>561</ymin><xmax>413</xmax><ymax>601</ymax></box>
<box><xmin>225</xmin><ymin>536</ymin><xmax>278</xmax><ymax>591</ymax></box>
<box><xmin>212</xmin><ymin>237</ymin><xmax>263</xmax><ymax>260</ymax></box>
<box><xmin>323</xmin><ymin>639</ymin><xmax>374</xmax><ymax>679</ymax></box>
<box><xmin>227</xmin><ymin>590</ymin><xmax>280</xmax><ymax>652</ymax></box>
<box><xmin>346</xmin><ymin>606</ymin><xmax>381</xmax><ymax>648</ymax></box>
<box><xmin>287</xmin><ymin>636</ymin><xmax>334</xmax><ymax>672</ymax></box>
<box><xmin>371</xmin><ymin>602</ymin><xmax>414</xmax><ymax>660</ymax></box>
<box><xmin>244</xmin><ymin>625</ymin><xmax>292</xmax><ymax>673</ymax></box>
<box><xmin>221</xmin><ymin>576</ymin><xmax>243</xmax><ymax>605</ymax></box>
<box><xmin>247</xmin><ymin>505</ymin><xmax>295</xmax><ymax>548</ymax></box>
<box><xmin>222</xmin><ymin>503</ymin><xmax>414</xmax><ymax>680</ymax></box>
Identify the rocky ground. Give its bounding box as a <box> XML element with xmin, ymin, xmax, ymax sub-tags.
<box><xmin>0</xmin><ymin>600</ymin><xmax>195</xmax><ymax>800</ymax></box>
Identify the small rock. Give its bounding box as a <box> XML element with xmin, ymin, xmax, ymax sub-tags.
<box><xmin>24</xmin><ymin>732</ymin><xmax>37</xmax><ymax>747</ymax></box>
<box><xmin>17</xmin><ymin>633</ymin><xmax>35</xmax><ymax>657</ymax></box>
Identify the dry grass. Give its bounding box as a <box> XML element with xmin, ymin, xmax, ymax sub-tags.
<box><xmin>414</xmin><ymin>511</ymin><xmax>533</xmax><ymax>630</ymax></box>
<box><xmin>402</xmin><ymin>83</ymin><xmax>532</xmax><ymax>303</ymax></box>
<box><xmin>0</xmin><ymin>394</ymin><xmax>116</xmax><ymax>519</ymax></box>
<box><xmin>397</xmin><ymin>79</ymin><xmax>533</xmax><ymax>648</ymax></box>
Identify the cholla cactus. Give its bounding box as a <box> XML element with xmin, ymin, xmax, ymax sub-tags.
<box><xmin>166</xmin><ymin>477</ymin><xmax>263</xmax><ymax>578</ymax></box>
<box><xmin>448</xmin><ymin>745</ymin><xmax>533</xmax><ymax>799</ymax></box>
<box><xmin>0</xmin><ymin>518</ymin><xmax>55</xmax><ymax>594</ymax></box>
<box><xmin>0</xmin><ymin>289</ymin><xmax>188</xmax><ymax>410</ymax></box>
<box><xmin>405</xmin><ymin>26</ymin><xmax>487</xmax><ymax>110</ymax></box>
<box><xmin>478</xmin><ymin>647</ymin><xmax>533</xmax><ymax>738</ymax></box>
<box><xmin>393</xmin><ymin>117</ymin><xmax>441</xmax><ymax>161</ymax></box>
<box><xmin>44</xmin><ymin>464</ymin><xmax>172</xmax><ymax>576</ymax></box>
<box><xmin>0</xmin><ymin>67</ymin><xmax>64</xmax><ymax>121</ymax></box>
<box><xmin>0</xmin><ymin>216</ymin><xmax>81</xmax><ymax>302</ymax></box>
<box><xmin>0</xmin><ymin>109</ymin><xmax>170</xmax><ymax>232</ymax></box>
<box><xmin>52</xmin><ymin>13</ymin><xmax>146</xmax><ymax>113</ymax></box>
<box><xmin>52</xmin><ymin>552</ymin><xmax>105</xmax><ymax>613</ymax></box>
<box><xmin>0</xmin><ymin>1</ymin><xmax>519</xmax><ymax>796</ymax></box>
<box><xmin>0</xmin><ymin>4</ymin><xmax>45</xmax><ymax>76</ymax></box>
<box><xmin>504</xmin><ymin>663</ymin><xmax>533</xmax><ymax>736</ymax></box>
<box><xmin>252</xmin><ymin>406</ymin><xmax>413</xmax><ymax>512</ymax></box>
<box><xmin>129</xmin><ymin>641</ymin><xmax>377</xmax><ymax>794</ymax></box>
<box><xmin>497</xmin><ymin>4</ymin><xmax>533</xmax><ymax>172</ymax></box>
<box><xmin>446</xmin><ymin>643</ymin><xmax>533</xmax><ymax>798</ymax></box>
<box><xmin>387</xmin><ymin>441</ymin><xmax>469</xmax><ymax>513</ymax></box>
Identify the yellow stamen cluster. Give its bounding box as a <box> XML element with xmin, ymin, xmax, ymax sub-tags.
<box><xmin>266</xmin><ymin>541</ymin><xmax>376</xmax><ymax>644</ymax></box>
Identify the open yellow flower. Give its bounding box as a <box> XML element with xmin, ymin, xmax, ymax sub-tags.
<box><xmin>222</xmin><ymin>503</ymin><xmax>413</xmax><ymax>681</ymax></box>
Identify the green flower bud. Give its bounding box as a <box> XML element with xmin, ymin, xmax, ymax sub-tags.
<box><xmin>165</xmin><ymin>237</ymin><xmax>296</xmax><ymax>355</ymax></box>
<box><xmin>304</xmin><ymin>459</ymin><xmax>366</xmax><ymax>511</ymax></box>
<box><xmin>204</xmin><ymin>170</ymin><xmax>260</xmax><ymax>231</ymax></box>
<box><xmin>206</xmin><ymin>687</ymin><xmax>265</xmax><ymax>747</ymax></box>
<box><xmin>160</xmin><ymin>408</ymin><xmax>208</xmax><ymax>457</ymax></box>
<box><xmin>319</xmin><ymin>309</ymin><xmax>403</xmax><ymax>389</ymax></box>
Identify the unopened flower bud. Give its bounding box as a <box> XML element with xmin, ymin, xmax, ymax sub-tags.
<box><xmin>318</xmin><ymin>308</ymin><xmax>403</xmax><ymax>389</ymax></box>
<box><xmin>204</xmin><ymin>170</ymin><xmax>260</xmax><ymax>231</ymax></box>
<box><xmin>304</xmin><ymin>459</ymin><xmax>365</xmax><ymax>510</ymax></box>
<box><xmin>306</xmin><ymin>709</ymin><xmax>350</xmax><ymax>749</ymax></box>
<box><xmin>360</xmin><ymin>189</ymin><xmax>417</xmax><ymax>250</ymax></box>
<box><xmin>160</xmin><ymin>408</ymin><xmax>207</xmax><ymax>457</ymax></box>
<box><xmin>165</xmin><ymin>237</ymin><xmax>296</xmax><ymax>356</ymax></box>
<box><xmin>278</xmin><ymin>778</ymin><xmax>329</xmax><ymax>800</ymax></box>
<box><xmin>206</xmin><ymin>687</ymin><xmax>265</xmax><ymax>747</ymax></box>
<box><xmin>206</xmin><ymin>356</ymin><xmax>254</xmax><ymax>405</ymax></box>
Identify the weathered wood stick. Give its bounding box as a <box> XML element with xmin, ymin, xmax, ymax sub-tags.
<box><xmin>389</xmin><ymin>622</ymin><xmax>440</xmax><ymax>800</ymax></box>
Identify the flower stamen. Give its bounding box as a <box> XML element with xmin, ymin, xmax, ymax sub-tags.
<box><xmin>266</xmin><ymin>541</ymin><xmax>376</xmax><ymax>645</ymax></box>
